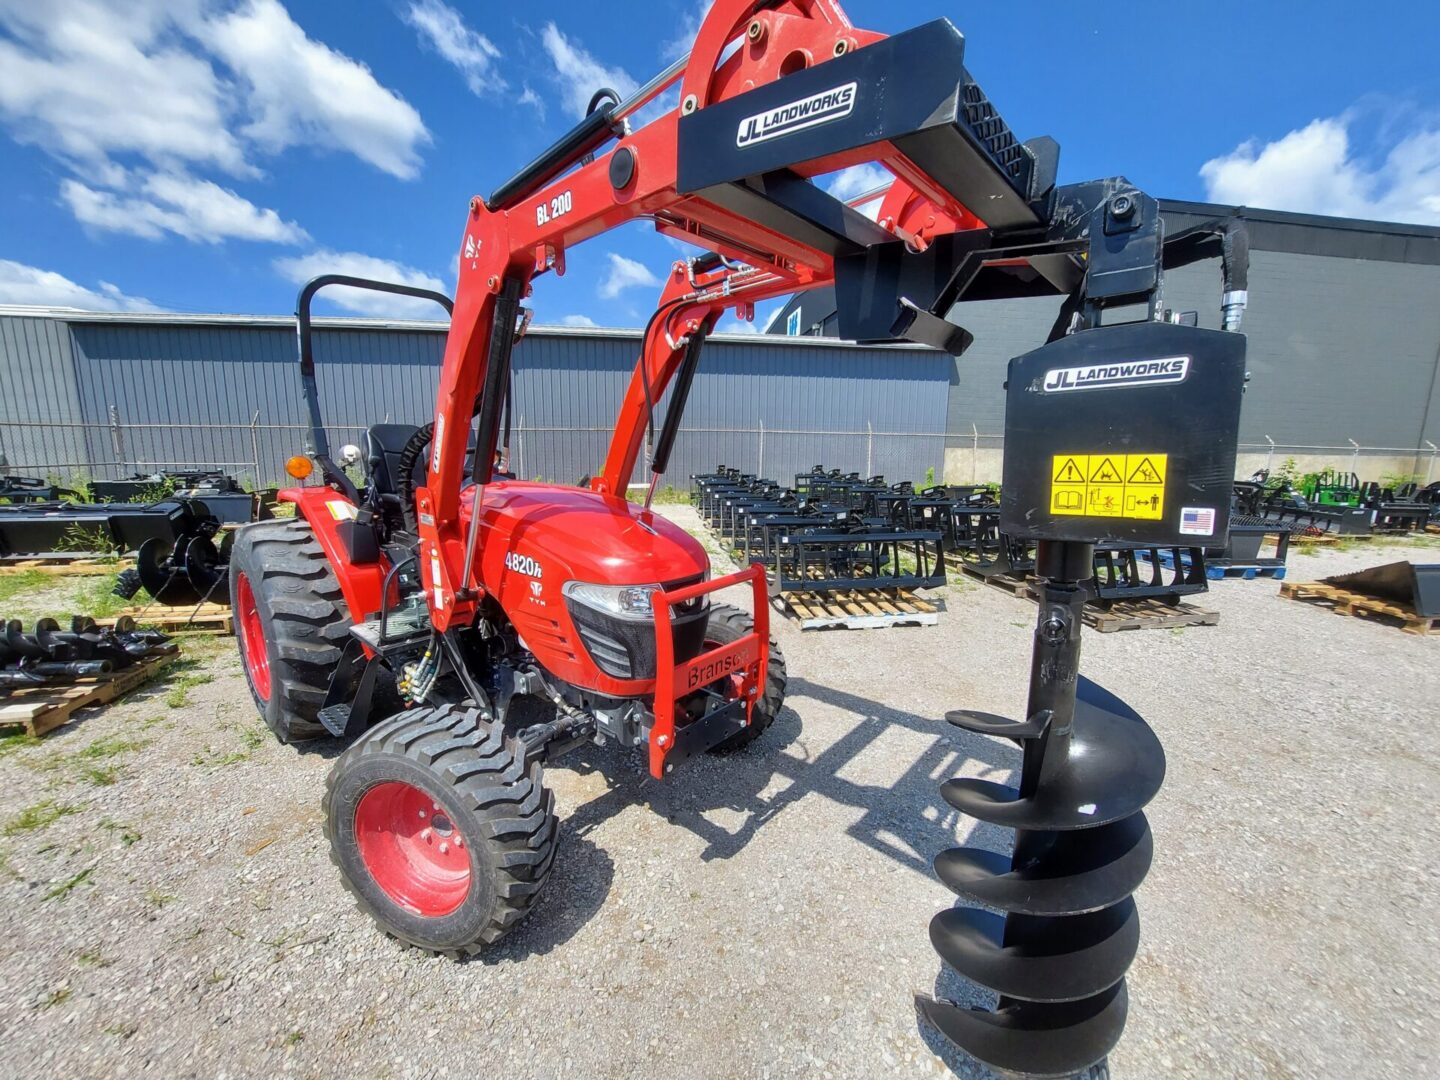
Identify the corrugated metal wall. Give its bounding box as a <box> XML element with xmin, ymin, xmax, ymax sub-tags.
<box><xmin>2</xmin><ymin>316</ymin><xmax>948</xmax><ymax>489</ymax></box>
<box><xmin>0</xmin><ymin>316</ymin><xmax>89</xmax><ymax>476</ymax></box>
<box><xmin>943</xmin><ymin>252</ymin><xmax>1440</xmax><ymax>451</ymax></box>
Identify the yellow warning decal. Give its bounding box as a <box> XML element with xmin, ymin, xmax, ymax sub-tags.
<box><xmin>1053</xmin><ymin>456</ymin><xmax>1086</xmax><ymax>484</ymax></box>
<box><xmin>1050</xmin><ymin>453</ymin><xmax>1167</xmax><ymax>520</ymax></box>
<box><xmin>325</xmin><ymin>500</ymin><xmax>359</xmax><ymax>521</ymax></box>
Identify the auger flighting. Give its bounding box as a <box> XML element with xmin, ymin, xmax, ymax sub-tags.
<box><xmin>919</xmin><ymin>205</ymin><xmax>1251</xmax><ymax>1075</ymax></box>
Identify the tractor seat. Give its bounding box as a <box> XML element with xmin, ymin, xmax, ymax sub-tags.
<box><xmin>364</xmin><ymin>423</ymin><xmax>422</xmax><ymax>497</ymax></box>
<box><xmin>364</xmin><ymin>423</ymin><xmax>482</xmax><ymax>498</ymax></box>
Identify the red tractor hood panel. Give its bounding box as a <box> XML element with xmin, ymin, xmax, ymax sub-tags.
<box><xmin>462</xmin><ymin>481</ymin><xmax>708</xmax><ymax>587</ymax></box>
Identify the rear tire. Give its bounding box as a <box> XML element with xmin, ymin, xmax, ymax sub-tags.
<box><xmin>228</xmin><ymin>518</ymin><xmax>350</xmax><ymax>742</ymax></box>
<box><xmin>324</xmin><ymin>705</ymin><xmax>558</xmax><ymax>956</ymax></box>
<box><xmin>703</xmin><ymin>602</ymin><xmax>787</xmax><ymax>753</ymax></box>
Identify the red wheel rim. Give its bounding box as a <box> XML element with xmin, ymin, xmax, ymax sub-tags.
<box><xmin>354</xmin><ymin>782</ymin><xmax>471</xmax><ymax>917</ymax></box>
<box><xmin>235</xmin><ymin>572</ymin><xmax>271</xmax><ymax>701</ymax></box>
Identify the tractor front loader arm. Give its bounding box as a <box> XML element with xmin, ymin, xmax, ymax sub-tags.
<box><xmin>418</xmin><ymin>0</ymin><xmax>1081</xmax><ymax>628</ymax></box>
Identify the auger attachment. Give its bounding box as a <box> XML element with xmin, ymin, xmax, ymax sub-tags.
<box><xmin>920</xmin><ymin>541</ymin><xmax>1165</xmax><ymax>1076</ymax></box>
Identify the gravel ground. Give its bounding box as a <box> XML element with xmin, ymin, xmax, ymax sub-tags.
<box><xmin>0</xmin><ymin>515</ymin><xmax>1436</xmax><ymax>1080</ymax></box>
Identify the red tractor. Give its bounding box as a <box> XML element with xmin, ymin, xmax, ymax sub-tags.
<box><xmin>229</xmin><ymin>2</ymin><xmax>1249</xmax><ymax>1073</ymax></box>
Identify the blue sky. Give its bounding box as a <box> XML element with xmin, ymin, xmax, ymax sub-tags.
<box><xmin>1</xmin><ymin>0</ymin><xmax>1437</xmax><ymax>329</ymax></box>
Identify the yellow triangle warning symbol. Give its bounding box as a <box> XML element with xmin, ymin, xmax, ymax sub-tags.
<box><xmin>1089</xmin><ymin>456</ymin><xmax>1123</xmax><ymax>483</ymax></box>
<box><xmin>1128</xmin><ymin>456</ymin><xmax>1163</xmax><ymax>484</ymax></box>
<box><xmin>1053</xmin><ymin>456</ymin><xmax>1085</xmax><ymax>483</ymax></box>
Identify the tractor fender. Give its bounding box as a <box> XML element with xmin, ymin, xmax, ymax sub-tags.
<box><xmin>278</xmin><ymin>487</ymin><xmax>388</xmax><ymax>621</ymax></box>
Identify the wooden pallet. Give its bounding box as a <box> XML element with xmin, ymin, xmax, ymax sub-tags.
<box><xmin>954</xmin><ymin>562</ymin><xmax>1036</xmax><ymax>598</ymax></box>
<box><xmin>92</xmin><ymin>602</ymin><xmax>233</xmax><ymax>635</ymax></box>
<box><xmin>776</xmin><ymin>588</ymin><xmax>941</xmax><ymax>630</ymax></box>
<box><xmin>1082</xmin><ymin>599</ymin><xmax>1220</xmax><ymax>633</ymax></box>
<box><xmin>0</xmin><ymin>557</ymin><xmax>130</xmax><ymax>577</ymax></box>
<box><xmin>0</xmin><ymin>652</ymin><xmax>177</xmax><ymax>738</ymax></box>
<box><xmin>1278</xmin><ymin>581</ymin><xmax>1440</xmax><ymax>635</ymax></box>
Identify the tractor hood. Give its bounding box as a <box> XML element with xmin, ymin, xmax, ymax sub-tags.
<box><xmin>465</xmin><ymin>480</ymin><xmax>708</xmax><ymax>588</ymax></box>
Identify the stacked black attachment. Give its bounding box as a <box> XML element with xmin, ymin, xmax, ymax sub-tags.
<box><xmin>920</xmin><ymin>542</ymin><xmax>1165</xmax><ymax>1076</ymax></box>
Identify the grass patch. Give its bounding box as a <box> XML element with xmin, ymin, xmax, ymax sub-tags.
<box><xmin>79</xmin><ymin>734</ymin><xmax>148</xmax><ymax>760</ymax></box>
<box><xmin>44</xmin><ymin>866</ymin><xmax>95</xmax><ymax>901</ymax></box>
<box><xmin>192</xmin><ymin>748</ymin><xmax>247</xmax><ymax>768</ymax></box>
<box><xmin>76</xmin><ymin>948</ymin><xmax>112</xmax><ymax>968</ymax></box>
<box><xmin>284</xmin><ymin>1031</ymin><xmax>305</xmax><ymax>1047</ymax></box>
<box><xmin>3</xmin><ymin>800</ymin><xmax>78</xmax><ymax>837</ymax></box>
<box><xmin>99</xmin><ymin>819</ymin><xmax>141</xmax><ymax>846</ymax></box>
<box><xmin>649</xmin><ymin>485</ymin><xmax>694</xmax><ymax>505</ymax></box>
<box><xmin>80</xmin><ymin>764</ymin><xmax>121</xmax><ymax>787</ymax></box>
<box><xmin>104</xmin><ymin>1021</ymin><xmax>139</xmax><ymax>1039</ymax></box>
<box><xmin>72</xmin><ymin>575</ymin><xmax>131</xmax><ymax>619</ymax></box>
<box><xmin>0</xmin><ymin>569</ymin><xmax>51</xmax><ymax>607</ymax></box>
<box><xmin>144</xmin><ymin>887</ymin><xmax>177</xmax><ymax>908</ymax></box>
<box><xmin>0</xmin><ymin>731</ymin><xmax>41</xmax><ymax>760</ymax></box>
<box><xmin>164</xmin><ymin>665</ymin><xmax>215</xmax><ymax>709</ymax></box>
<box><xmin>42</xmin><ymin>987</ymin><xmax>72</xmax><ymax>1008</ymax></box>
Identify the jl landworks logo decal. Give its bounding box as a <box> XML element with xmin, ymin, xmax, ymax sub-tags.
<box><xmin>1042</xmin><ymin>356</ymin><xmax>1190</xmax><ymax>393</ymax></box>
<box><xmin>736</xmin><ymin>82</ymin><xmax>856</xmax><ymax>147</ymax></box>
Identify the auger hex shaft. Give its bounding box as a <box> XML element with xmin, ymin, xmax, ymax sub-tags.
<box><xmin>1011</xmin><ymin>540</ymin><xmax>1093</xmax><ymax>882</ymax></box>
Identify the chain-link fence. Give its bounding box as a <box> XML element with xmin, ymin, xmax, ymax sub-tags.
<box><xmin>1</xmin><ymin>411</ymin><xmax>1436</xmax><ymax>493</ymax></box>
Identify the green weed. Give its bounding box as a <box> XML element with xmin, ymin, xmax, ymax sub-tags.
<box><xmin>41</xmin><ymin>987</ymin><xmax>71</xmax><ymax>1008</ymax></box>
<box><xmin>80</xmin><ymin>765</ymin><xmax>120</xmax><ymax>787</ymax></box>
<box><xmin>0</xmin><ymin>731</ymin><xmax>41</xmax><ymax>760</ymax></box>
<box><xmin>99</xmin><ymin>819</ymin><xmax>141</xmax><ymax>846</ymax></box>
<box><xmin>44</xmin><ymin>866</ymin><xmax>95</xmax><ymax>901</ymax></box>
<box><xmin>79</xmin><ymin>734</ymin><xmax>148</xmax><ymax>760</ymax></box>
<box><xmin>3</xmin><ymin>800</ymin><xmax>77</xmax><ymax>837</ymax></box>
<box><xmin>144</xmin><ymin>887</ymin><xmax>177</xmax><ymax>908</ymax></box>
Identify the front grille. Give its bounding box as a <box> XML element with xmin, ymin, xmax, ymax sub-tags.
<box><xmin>567</xmin><ymin>576</ymin><xmax>710</xmax><ymax>681</ymax></box>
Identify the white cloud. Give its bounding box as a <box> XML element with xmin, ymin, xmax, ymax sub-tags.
<box><xmin>402</xmin><ymin>0</ymin><xmax>504</xmax><ymax>97</ymax></box>
<box><xmin>825</xmin><ymin>163</ymin><xmax>891</xmax><ymax>206</ymax></box>
<box><xmin>0</xmin><ymin>0</ymin><xmax>434</xmax><ymax>254</ymax></box>
<box><xmin>61</xmin><ymin>172</ymin><xmax>307</xmax><ymax>244</ymax></box>
<box><xmin>662</xmin><ymin>2</ymin><xmax>713</xmax><ymax>62</ymax></box>
<box><xmin>560</xmin><ymin>314</ymin><xmax>597</xmax><ymax>327</ymax></box>
<box><xmin>597</xmin><ymin>253</ymin><xmax>661</xmax><ymax>299</ymax></box>
<box><xmin>539</xmin><ymin>22</ymin><xmax>637</xmax><ymax>120</ymax></box>
<box><xmin>0</xmin><ymin>258</ymin><xmax>157</xmax><ymax>311</ymax></box>
<box><xmin>518</xmin><ymin>84</ymin><xmax>545</xmax><ymax>118</ymax></box>
<box><xmin>273</xmin><ymin>250</ymin><xmax>448</xmax><ymax>318</ymax></box>
<box><xmin>1200</xmin><ymin>115</ymin><xmax>1440</xmax><ymax>226</ymax></box>
<box><xmin>716</xmin><ymin>317</ymin><xmax>760</xmax><ymax>335</ymax></box>
<box><xmin>0</xmin><ymin>0</ymin><xmax>249</xmax><ymax>175</ymax></box>
<box><xmin>205</xmin><ymin>0</ymin><xmax>430</xmax><ymax>180</ymax></box>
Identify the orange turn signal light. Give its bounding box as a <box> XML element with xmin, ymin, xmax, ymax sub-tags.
<box><xmin>285</xmin><ymin>455</ymin><xmax>314</xmax><ymax>480</ymax></box>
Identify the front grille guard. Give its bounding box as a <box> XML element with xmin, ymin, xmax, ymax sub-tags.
<box><xmin>649</xmin><ymin>564</ymin><xmax>768</xmax><ymax>780</ymax></box>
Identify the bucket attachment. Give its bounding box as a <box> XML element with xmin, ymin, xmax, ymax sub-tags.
<box><xmin>1321</xmin><ymin>561</ymin><xmax>1440</xmax><ymax>617</ymax></box>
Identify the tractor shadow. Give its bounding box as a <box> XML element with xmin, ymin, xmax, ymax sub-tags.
<box><xmin>557</xmin><ymin>675</ymin><xmax>1016</xmax><ymax>879</ymax></box>
<box><xmin>552</xmin><ymin>676</ymin><xmax>1027</xmax><ymax>1074</ymax></box>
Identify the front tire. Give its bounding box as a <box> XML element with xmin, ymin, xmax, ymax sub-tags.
<box><xmin>228</xmin><ymin>518</ymin><xmax>350</xmax><ymax>742</ymax></box>
<box><xmin>703</xmin><ymin>603</ymin><xmax>787</xmax><ymax>753</ymax></box>
<box><xmin>324</xmin><ymin>705</ymin><xmax>558</xmax><ymax>956</ymax></box>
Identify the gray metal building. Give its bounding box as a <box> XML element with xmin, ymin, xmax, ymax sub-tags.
<box><xmin>0</xmin><ymin>311</ymin><xmax>946</xmax><ymax>490</ymax></box>
<box><xmin>5</xmin><ymin>198</ymin><xmax>1440</xmax><ymax>493</ymax></box>
<box><xmin>773</xmin><ymin>200</ymin><xmax>1440</xmax><ymax>483</ymax></box>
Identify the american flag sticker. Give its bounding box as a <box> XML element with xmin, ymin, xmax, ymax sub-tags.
<box><xmin>1179</xmin><ymin>506</ymin><xmax>1216</xmax><ymax>536</ymax></box>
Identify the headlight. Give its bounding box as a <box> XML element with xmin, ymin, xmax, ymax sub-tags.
<box><xmin>562</xmin><ymin>581</ymin><xmax>662</xmax><ymax>621</ymax></box>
